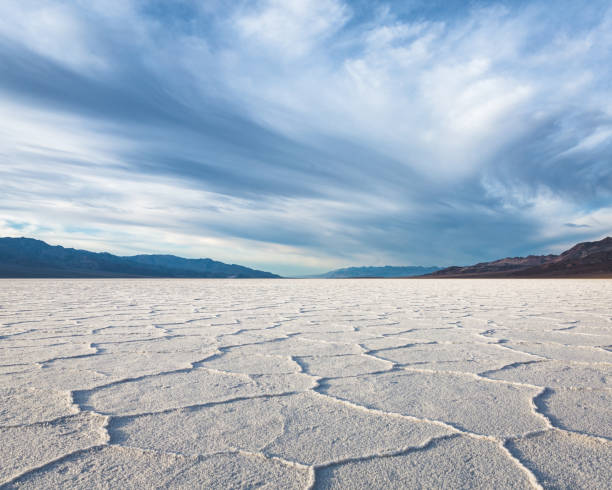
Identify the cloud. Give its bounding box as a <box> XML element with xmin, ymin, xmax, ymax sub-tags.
<box><xmin>234</xmin><ymin>0</ymin><xmax>350</xmax><ymax>58</ymax></box>
<box><xmin>1</xmin><ymin>0</ymin><xmax>611</xmax><ymax>275</ymax></box>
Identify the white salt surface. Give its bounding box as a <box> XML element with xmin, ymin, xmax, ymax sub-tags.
<box><xmin>0</xmin><ymin>279</ymin><xmax>610</xmax><ymax>488</ymax></box>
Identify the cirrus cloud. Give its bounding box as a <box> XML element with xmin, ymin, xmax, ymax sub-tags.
<box><xmin>1</xmin><ymin>0</ymin><xmax>611</xmax><ymax>275</ymax></box>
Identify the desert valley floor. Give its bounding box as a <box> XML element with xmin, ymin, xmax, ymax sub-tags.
<box><xmin>0</xmin><ymin>278</ymin><xmax>610</xmax><ymax>489</ymax></box>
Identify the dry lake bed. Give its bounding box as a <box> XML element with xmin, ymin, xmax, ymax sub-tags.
<box><xmin>0</xmin><ymin>278</ymin><xmax>610</xmax><ymax>489</ymax></box>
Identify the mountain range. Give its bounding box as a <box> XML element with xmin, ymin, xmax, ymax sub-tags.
<box><xmin>2</xmin><ymin>236</ymin><xmax>611</xmax><ymax>279</ymax></box>
<box><xmin>426</xmin><ymin>236</ymin><xmax>612</xmax><ymax>278</ymax></box>
<box><xmin>315</xmin><ymin>265</ymin><xmax>442</xmax><ymax>278</ymax></box>
<box><xmin>0</xmin><ymin>237</ymin><xmax>279</xmax><ymax>278</ymax></box>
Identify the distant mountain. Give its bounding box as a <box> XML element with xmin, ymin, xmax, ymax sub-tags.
<box><xmin>317</xmin><ymin>265</ymin><xmax>442</xmax><ymax>278</ymax></box>
<box><xmin>0</xmin><ymin>237</ymin><xmax>280</xmax><ymax>278</ymax></box>
<box><xmin>128</xmin><ymin>254</ymin><xmax>278</xmax><ymax>278</ymax></box>
<box><xmin>426</xmin><ymin>237</ymin><xmax>612</xmax><ymax>278</ymax></box>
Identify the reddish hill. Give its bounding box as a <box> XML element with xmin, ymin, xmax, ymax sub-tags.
<box><xmin>427</xmin><ymin>237</ymin><xmax>612</xmax><ymax>278</ymax></box>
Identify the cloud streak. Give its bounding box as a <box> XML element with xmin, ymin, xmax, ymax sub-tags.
<box><xmin>1</xmin><ymin>0</ymin><xmax>611</xmax><ymax>275</ymax></box>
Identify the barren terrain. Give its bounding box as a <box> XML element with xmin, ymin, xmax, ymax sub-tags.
<box><xmin>0</xmin><ymin>279</ymin><xmax>610</xmax><ymax>488</ymax></box>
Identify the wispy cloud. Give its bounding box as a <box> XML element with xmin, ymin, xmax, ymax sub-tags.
<box><xmin>1</xmin><ymin>0</ymin><xmax>611</xmax><ymax>274</ymax></box>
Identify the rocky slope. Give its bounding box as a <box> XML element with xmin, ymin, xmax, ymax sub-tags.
<box><xmin>427</xmin><ymin>237</ymin><xmax>612</xmax><ymax>278</ymax></box>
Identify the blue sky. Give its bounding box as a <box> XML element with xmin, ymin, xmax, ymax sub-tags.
<box><xmin>1</xmin><ymin>0</ymin><xmax>611</xmax><ymax>275</ymax></box>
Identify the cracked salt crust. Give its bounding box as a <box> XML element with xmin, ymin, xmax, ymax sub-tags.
<box><xmin>0</xmin><ymin>278</ymin><xmax>611</xmax><ymax>488</ymax></box>
<box><xmin>0</xmin><ymin>412</ymin><xmax>109</xmax><ymax>482</ymax></box>
<box><xmin>111</xmin><ymin>391</ymin><xmax>453</xmax><ymax>465</ymax></box>
<box><xmin>294</xmin><ymin>353</ymin><xmax>393</xmax><ymax>378</ymax></box>
<box><xmin>507</xmin><ymin>430</ymin><xmax>612</xmax><ymax>489</ymax></box>
<box><xmin>0</xmin><ymin>342</ymin><xmax>95</xmax><ymax>366</ymax></box>
<box><xmin>499</xmin><ymin>341</ymin><xmax>612</xmax><ymax>363</ymax></box>
<box><xmin>0</xmin><ymin>387</ymin><xmax>78</xmax><ymax>425</ymax></box>
<box><xmin>317</xmin><ymin>435</ymin><xmax>534</xmax><ymax>489</ymax></box>
<box><xmin>483</xmin><ymin>360</ymin><xmax>612</xmax><ymax>389</ymax></box>
<box><xmin>538</xmin><ymin>388</ymin><xmax>612</xmax><ymax>439</ymax></box>
<box><xmin>80</xmin><ymin>368</ymin><xmax>315</xmax><ymax>416</ymax></box>
<box><xmin>200</xmin><ymin>350</ymin><xmax>302</xmax><ymax>375</ymax></box>
<box><xmin>6</xmin><ymin>446</ymin><xmax>310</xmax><ymax>489</ymax></box>
<box><xmin>320</xmin><ymin>370</ymin><xmax>549</xmax><ymax>437</ymax></box>
<box><xmin>370</xmin><ymin>341</ymin><xmax>538</xmax><ymax>373</ymax></box>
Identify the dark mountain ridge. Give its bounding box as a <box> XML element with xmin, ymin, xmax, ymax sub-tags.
<box><xmin>0</xmin><ymin>237</ymin><xmax>280</xmax><ymax>278</ymax></box>
<box><xmin>427</xmin><ymin>236</ymin><xmax>612</xmax><ymax>278</ymax></box>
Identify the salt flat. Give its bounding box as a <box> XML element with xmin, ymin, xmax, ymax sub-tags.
<box><xmin>0</xmin><ymin>279</ymin><xmax>610</xmax><ymax>489</ymax></box>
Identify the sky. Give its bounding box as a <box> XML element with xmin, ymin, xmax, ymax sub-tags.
<box><xmin>1</xmin><ymin>0</ymin><xmax>612</xmax><ymax>276</ymax></box>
